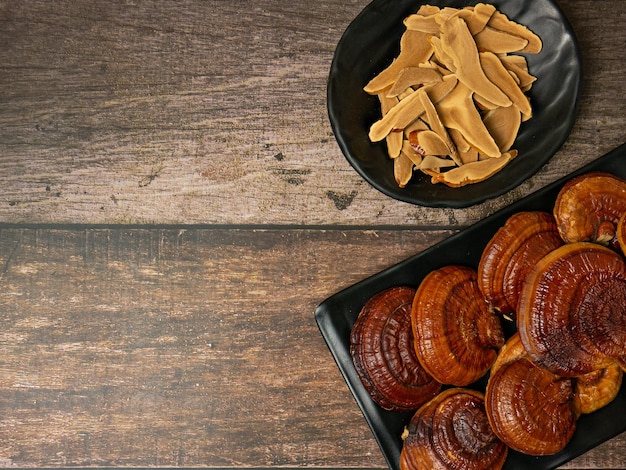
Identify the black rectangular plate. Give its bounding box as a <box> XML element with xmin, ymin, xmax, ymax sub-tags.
<box><xmin>315</xmin><ymin>142</ymin><xmax>626</xmax><ymax>470</ymax></box>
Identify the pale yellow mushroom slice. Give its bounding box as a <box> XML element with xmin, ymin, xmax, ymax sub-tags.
<box><xmin>386</xmin><ymin>131</ymin><xmax>404</xmax><ymax>159</ymax></box>
<box><xmin>413</xmin><ymin>129</ymin><xmax>452</xmax><ymax>157</ymax></box>
<box><xmin>473</xmin><ymin>93</ymin><xmax>500</xmax><ymax>111</ymax></box>
<box><xmin>487</xmin><ymin>10</ymin><xmax>543</xmax><ymax>54</ymax></box>
<box><xmin>401</xmin><ymin>138</ymin><xmax>423</xmax><ymax>167</ymax></box>
<box><xmin>403</xmin><ymin>12</ymin><xmax>440</xmax><ymax>34</ymax></box>
<box><xmin>368</xmin><ymin>76</ymin><xmax>458</xmax><ymax>142</ymax></box>
<box><xmin>394</xmin><ymin>151</ymin><xmax>415</xmax><ymax>188</ymax></box>
<box><xmin>479</xmin><ymin>51</ymin><xmax>532</xmax><ymax>117</ymax></box>
<box><xmin>378</xmin><ymin>90</ymin><xmax>398</xmax><ymax>115</ymax></box>
<box><xmin>364</xmin><ymin>29</ymin><xmax>434</xmax><ymax>95</ymax></box>
<box><xmin>416</xmin><ymin>4</ymin><xmax>440</xmax><ymax>16</ymax></box>
<box><xmin>404</xmin><ymin>117</ymin><xmax>429</xmax><ymax>137</ymax></box>
<box><xmin>436</xmin><ymin>81</ymin><xmax>501</xmax><ymax>158</ymax></box>
<box><xmin>430</xmin><ymin>149</ymin><xmax>517</xmax><ymax>187</ymax></box>
<box><xmin>418</xmin><ymin>89</ymin><xmax>460</xmax><ymax>165</ymax></box>
<box><xmin>466</xmin><ymin>3</ymin><xmax>497</xmax><ymax>34</ymax></box>
<box><xmin>449</xmin><ymin>128</ymin><xmax>479</xmax><ymax>164</ymax></box>
<box><xmin>474</xmin><ymin>26</ymin><xmax>529</xmax><ymax>53</ymax></box>
<box><xmin>445</xmin><ymin>3</ymin><xmax>495</xmax><ymax>35</ymax></box>
<box><xmin>429</xmin><ymin>35</ymin><xmax>456</xmax><ymax>73</ymax></box>
<box><xmin>500</xmin><ymin>55</ymin><xmax>537</xmax><ymax>91</ymax></box>
<box><xmin>377</xmin><ymin>92</ymin><xmax>403</xmax><ymax>159</ymax></box>
<box><xmin>419</xmin><ymin>154</ymin><xmax>457</xmax><ymax>172</ymax></box>
<box><xmin>419</xmin><ymin>59</ymin><xmax>453</xmax><ymax>76</ymax></box>
<box><xmin>483</xmin><ymin>105</ymin><xmax>522</xmax><ymax>152</ymax></box>
<box><xmin>439</xmin><ymin>15</ymin><xmax>511</xmax><ymax>108</ymax></box>
<box><xmin>386</xmin><ymin>67</ymin><xmax>442</xmax><ymax>98</ymax></box>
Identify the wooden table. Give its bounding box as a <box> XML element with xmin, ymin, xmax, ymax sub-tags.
<box><xmin>0</xmin><ymin>0</ymin><xmax>624</xmax><ymax>468</ymax></box>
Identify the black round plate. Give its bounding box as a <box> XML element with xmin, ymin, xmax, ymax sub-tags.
<box><xmin>327</xmin><ymin>0</ymin><xmax>582</xmax><ymax>208</ymax></box>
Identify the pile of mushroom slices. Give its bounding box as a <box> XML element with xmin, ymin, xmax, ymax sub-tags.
<box><xmin>364</xmin><ymin>3</ymin><xmax>542</xmax><ymax>188</ymax></box>
<box><xmin>350</xmin><ymin>171</ymin><xmax>626</xmax><ymax>469</ymax></box>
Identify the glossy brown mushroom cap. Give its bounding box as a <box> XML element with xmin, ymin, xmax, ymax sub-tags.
<box><xmin>478</xmin><ymin>211</ymin><xmax>563</xmax><ymax>315</ymax></box>
<box><xmin>400</xmin><ymin>388</ymin><xmax>507</xmax><ymax>470</ymax></box>
<box><xmin>517</xmin><ymin>242</ymin><xmax>626</xmax><ymax>377</ymax></box>
<box><xmin>553</xmin><ymin>171</ymin><xmax>626</xmax><ymax>251</ymax></box>
<box><xmin>350</xmin><ymin>286</ymin><xmax>441</xmax><ymax>411</ymax></box>
<box><xmin>485</xmin><ymin>356</ymin><xmax>576</xmax><ymax>456</ymax></box>
<box><xmin>412</xmin><ymin>265</ymin><xmax>504</xmax><ymax>386</ymax></box>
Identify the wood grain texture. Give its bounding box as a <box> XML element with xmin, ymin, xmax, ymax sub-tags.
<box><xmin>0</xmin><ymin>0</ymin><xmax>624</xmax><ymax>226</ymax></box>
<box><xmin>1</xmin><ymin>0</ymin><xmax>625</xmax><ymax>468</ymax></box>
<box><xmin>0</xmin><ymin>226</ymin><xmax>624</xmax><ymax>468</ymax></box>
<box><xmin>0</xmin><ymin>226</ymin><xmax>449</xmax><ymax>467</ymax></box>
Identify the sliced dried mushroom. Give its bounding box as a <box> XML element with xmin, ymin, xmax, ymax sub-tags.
<box><xmin>386</xmin><ymin>66</ymin><xmax>443</xmax><ymax>98</ymax></box>
<box><xmin>429</xmin><ymin>150</ymin><xmax>517</xmax><ymax>187</ymax></box>
<box><xmin>400</xmin><ymin>388</ymin><xmax>507</xmax><ymax>470</ymax></box>
<box><xmin>436</xmin><ymin>81</ymin><xmax>501</xmax><ymax>158</ymax></box>
<box><xmin>479</xmin><ymin>51</ymin><xmax>532</xmax><ymax>117</ymax></box>
<box><xmin>440</xmin><ymin>15</ymin><xmax>511</xmax><ymax>108</ymax></box>
<box><xmin>553</xmin><ymin>172</ymin><xmax>626</xmax><ymax>251</ymax></box>
<box><xmin>474</xmin><ymin>26</ymin><xmax>529</xmax><ymax>53</ymax></box>
<box><xmin>364</xmin><ymin>3</ymin><xmax>541</xmax><ymax>188</ymax></box>
<box><xmin>403</xmin><ymin>11</ymin><xmax>441</xmax><ymax>34</ymax></box>
<box><xmin>486</xmin><ymin>9</ymin><xmax>543</xmax><ymax>54</ymax></box>
<box><xmin>417</xmin><ymin>90</ymin><xmax>460</xmax><ymax>164</ymax></box>
<box><xmin>411</xmin><ymin>129</ymin><xmax>450</xmax><ymax>157</ymax></box>
<box><xmin>368</xmin><ymin>77</ymin><xmax>458</xmax><ymax>142</ymax></box>
<box><xmin>412</xmin><ymin>265</ymin><xmax>504</xmax><ymax>386</ymax></box>
<box><xmin>364</xmin><ymin>29</ymin><xmax>434</xmax><ymax>94</ymax></box>
<box><xmin>482</xmin><ymin>104</ymin><xmax>521</xmax><ymax>152</ymax></box>
<box><xmin>350</xmin><ymin>286</ymin><xmax>442</xmax><ymax>411</ymax></box>
<box><xmin>394</xmin><ymin>152</ymin><xmax>415</xmax><ymax>188</ymax></box>
<box><xmin>365</xmin><ymin>3</ymin><xmax>541</xmax><ymax>187</ymax></box>
<box><xmin>499</xmin><ymin>54</ymin><xmax>537</xmax><ymax>92</ymax></box>
<box><xmin>517</xmin><ymin>242</ymin><xmax>626</xmax><ymax>377</ymax></box>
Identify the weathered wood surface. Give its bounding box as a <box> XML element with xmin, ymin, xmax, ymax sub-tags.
<box><xmin>0</xmin><ymin>0</ymin><xmax>624</xmax><ymax>226</ymax></box>
<box><xmin>0</xmin><ymin>226</ymin><xmax>624</xmax><ymax>469</ymax></box>
<box><xmin>1</xmin><ymin>0</ymin><xmax>625</xmax><ymax>468</ymax></box>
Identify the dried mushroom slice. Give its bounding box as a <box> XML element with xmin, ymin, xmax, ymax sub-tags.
<box><xmin>573</xmin><ymin>362</ymin><xmax>623</xmax><ymax>415</ymax></box>
<box><xmin>499</xmin><ymin>54</ymin><xmax>537</xmax><ymax>91</ymax></box>
<box><xmin>440</xmin><ymin>15</ymin><xmax>511</xmax><ymax>108</ymax></box>
<box><xmin>517</xmin><ymin>242</ymin><xmax>626</xmax><ymax>377</ymax></box>
<box><xmin>350</xmin><ymin>286</ymin><xmax>442</xmax><ymax>411</ymax></box>
<box><xmin>435</xmin><ymin>81</ymin><xmax>501</xmax><ymax>158</ymax></box>
<box><xmin>486</xmin><ymin>9</ymin><xmax>543</xmax><ymax>54</ymax></box>
<box><xmin>430</xmin><ymin>150</ymin><xmax>517</xmax><ymax>187</ymax></box>
<box><xmin>411</xmin><ymin>265</ymin><xmax>504</xmax><ymax>386</ymax></box>
<box><xmin>474</xmin><ymin>26</ymin><xmax>529</xmax><ymax>54</ymax></box>
<box><xmin>386</xmin><ymin>66</ymin><xmax>443</xmax><ymax>97</ymax></box>
<box><xmin>364</xmin><ymin>29</ymin><xmax>434</xmax><ymax>94</ymax></box>
<box><xmin>479</xmin><ymin>51</ymin><xmax>532</xmax><ymax>117</ymax></box>
<box><xmin>478</xmin><ymin>211</ymin><xmax>563</xmax><ymax>315</ymax></box>
<box><xmin>417</xmin><ymin>90</ymin><xmax>460</xmax><ymax>164</ymax></box>
<box><xmin>400</xmin><ymin>388</ymin><xmax>507</xmax><ymax>470</ymax></box>
<box><xmin>482</xmin><ymin>104</ymin><xmax>521</xmax><ymax>152</ymax></box>
<box><xmin>394</xmin><ymin>152</ymin><xmax>415</xmax><ymax>188</ymax></box>
<box><xmin>369</xmin><ymin>76</ymin><xmax>458</xmax><ymax>142</ymax></box>
<box><xmin>554</xmin><ymin>172</ymin><xmax>626</xmax><ymax>251</ymax></box>
<box><xmin>485</xmin><ymin>356</ymin><xmax>576</xmax><ymax>456</ymax></box>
